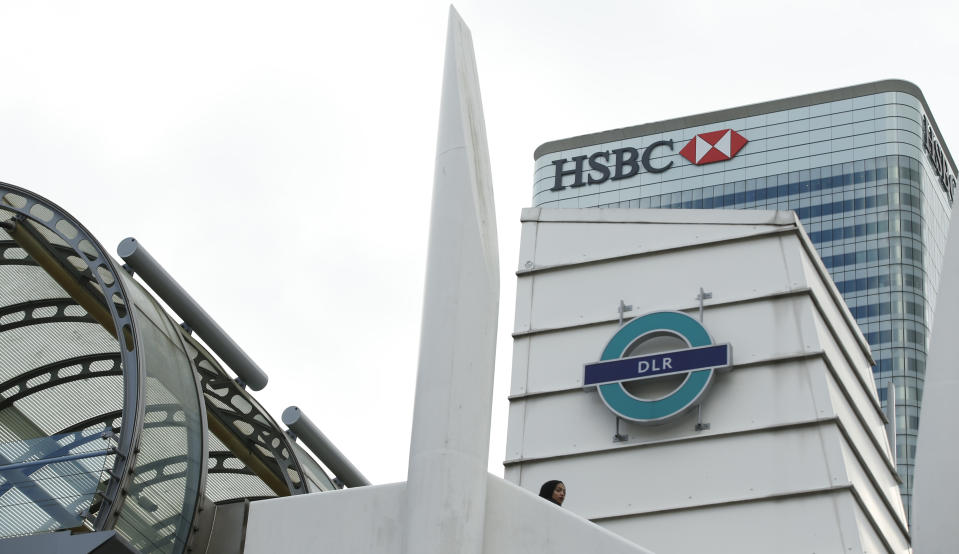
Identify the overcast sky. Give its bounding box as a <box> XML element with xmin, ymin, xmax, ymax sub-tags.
<box><xmin>1</xmin><ymin>0</ymin><xmax>956</xmax><ymax>485</ymax></box>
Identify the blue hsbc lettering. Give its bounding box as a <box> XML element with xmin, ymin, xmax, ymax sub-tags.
<box><xmin>922</xmin><ymin>114</ymin><xmax>957</xmax><ymax>203</ymax></box>
<box><xmin>549</xmin><ymin>140</ymin><xmax>675</xmax><ymax>192</ymax></box>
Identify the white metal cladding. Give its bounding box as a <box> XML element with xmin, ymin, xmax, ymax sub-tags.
<box><xmin>507</xmin><ymin>209</ymin><xmax>908</xmax><ymax>554</ymax></box>
<box><xmin>600</xmin><ymin>492</ymin><xmax>886</xmax><ymax>554</ymax></box>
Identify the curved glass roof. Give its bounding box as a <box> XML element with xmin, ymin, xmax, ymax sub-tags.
<box><xmin>0</xmin><ymin>183</ymin><xmax>336</xmax><ymax>552</ymax></box>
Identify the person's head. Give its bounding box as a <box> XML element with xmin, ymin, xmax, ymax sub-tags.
<box><xmin>538</xmin><ymin>480</ymin><xmax>566</xmax><ymax>505</ymax></box>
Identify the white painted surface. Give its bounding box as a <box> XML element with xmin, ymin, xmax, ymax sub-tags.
<box><xmin>911</xmin><ymin>194</ymin><xmax>959</xmax><ymax>553</ymax></box>
<box><xmin>245</xmin><ymin>483</ymin><xmax>407</xmax><ymax>554</ymax></box>
<box><xmin>245</xmin><ymin>476</ymin><xmax>655</xmax><ymax>554</ymax></box>
<box><xmin>515</xmin><ymin>424</ymin><xmax>846</xmax><ymax>517</ymax></box>
<box><xmin>403</xmin><ymin>7</ymin><xmax>498</xmax><ymax>554</ymax></box>
<box><xmin>516</xmin><ymin>211</ymin><xmax>794</xmax><ymax>271</ymax></box>
<box><xmin>507</xmin><ymin>208</ymin><xmax>909</xmax><ymax>553</ymax></box>
<box><xmin>483</xmin><ymin>475</ymin><xmax>653</xmax><ymax>554</ymax></box>
<box><xmin>601</xmin><ymin>491</ymin><xmax>873</xmax><ymax>554</ymax></box>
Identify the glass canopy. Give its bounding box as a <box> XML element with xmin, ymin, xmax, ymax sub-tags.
<box><xmin>0</xmin><ymin>183</ymin><xmax>336</xmax><ymax>553</ymax></box>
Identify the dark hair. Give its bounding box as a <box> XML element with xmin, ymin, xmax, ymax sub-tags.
<box><xmin>538</xmin><ymin>480</ymin><xmax>563</xmax><ymax>504</ymax></box>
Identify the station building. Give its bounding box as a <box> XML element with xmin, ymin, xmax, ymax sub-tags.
<box><xmin>505</xmin><ymin>207</ymin><xmax>910</xmax><ymax>553</ymax></box>
<box><xmin>531</xmin><ymin>80</ymin><xmax>957</xmax><ymax>517</ymax></box>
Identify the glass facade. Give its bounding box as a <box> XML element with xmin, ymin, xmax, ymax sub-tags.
<box><xmin>532</xmin><ymin>82</ymin><xmax>956</xmax><ymax>522</ymax></box>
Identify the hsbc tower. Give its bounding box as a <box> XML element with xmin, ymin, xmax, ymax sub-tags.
<box><xmin>531</xmin><ymin>80</ymin><xmax>956</xmax><ymax>520</ymax></box>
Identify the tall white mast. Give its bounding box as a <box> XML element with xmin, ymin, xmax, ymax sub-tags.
<box><xmin>403</xmin><ymin>6</ymin><xmax>499</xmax><ymax>554</ymax></box>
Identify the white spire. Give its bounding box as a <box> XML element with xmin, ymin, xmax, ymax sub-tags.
<box><xmin>404</xmin><ymin>6</ymin><xmax>499</xmax><ymax>554</ymax></box>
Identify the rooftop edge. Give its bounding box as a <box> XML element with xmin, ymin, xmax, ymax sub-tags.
<box><xmin>533</xmin><ymin>79</ymin><xmax>957</xmax><ymax>176</ymax></box>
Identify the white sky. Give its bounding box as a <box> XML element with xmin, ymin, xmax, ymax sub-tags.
<box><xmin>1</xmin><ymin>0</ymin><xmax>956</xmax><ymax>485</ymax></box>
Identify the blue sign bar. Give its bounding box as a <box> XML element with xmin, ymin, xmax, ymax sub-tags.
<box><xmin>584</xmin><ymin>344</ymin><xmax>731</xmax><ymax>387</ymax></box>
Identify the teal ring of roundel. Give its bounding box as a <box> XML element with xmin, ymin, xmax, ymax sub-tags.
<box><xmin>598</xmin><ymin>311</ymin><xmax>715</xmax><ymax>424</ymax></box>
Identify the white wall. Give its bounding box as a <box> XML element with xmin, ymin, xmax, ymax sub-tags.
<box><xmin>506</xmin><ymin>208</ymin><xmax>909</xmax><ymax>554</ymax></box>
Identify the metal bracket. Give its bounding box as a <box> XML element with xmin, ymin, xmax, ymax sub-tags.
<box><xmin>696</xmin><ymin>287</ymin><xmax>712</xmax><ymax>323</ymax></box>
<box><xmin>618</xmin><ymin>300</ymin><xmax>633</xmax><ymax>326</ymax></box>
<box><xmin>0</xmin><ymin>353</ymin><xmax>122</xmax><ymax>411</ymax></box>
<box><xmin>695</xmin><ymin>404</ymin><xmax>710</xmax><ymax>431</ymax></box>
<box><xmin>613</xmin><ymin>416</ymin><xmax>629</xmax><ymax>442</ymax></box>
<box><xmin>185</xmin><ymin>333</ymin><xmax>310</xmax><ymax>497</ymax></box>
<box><xmin>694</xmin><ymin>287</ymin><xmax>713</xmax><ymax>431</ymax></box>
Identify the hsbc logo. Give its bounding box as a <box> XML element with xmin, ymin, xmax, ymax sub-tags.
<box><xmin>549</xmin><ymin>129</ymin><xmax>748</xmax><ymax>192</ymax></box>
<box><xmin>921</xmin><ymin>114</ymin><xmax>956</xmax><ymax>203</ymax></box>
<box><xmin>679</xmin><ymin>129</ymin><xmax>748</xmax><ymax>165</ymax></box>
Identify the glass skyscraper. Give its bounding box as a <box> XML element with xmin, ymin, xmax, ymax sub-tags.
<box><xmin>531</xmin><ymin>80</ymin><xmax>957</xmax><ymax>520</ymax></box>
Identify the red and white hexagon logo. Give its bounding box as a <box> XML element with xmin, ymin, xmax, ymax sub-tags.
<box><xmin>679</xmin><ymin>129</ymin><xmax>748</xmax><ymax>165</ymax></box>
